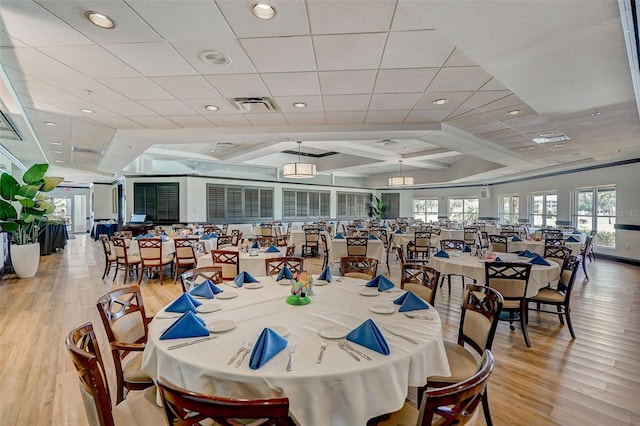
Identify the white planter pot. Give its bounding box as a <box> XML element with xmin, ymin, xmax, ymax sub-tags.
<box><xmin>11</xmin><ymin>243</ymin><xmax>41</xmax><ymax>278</ymax></box>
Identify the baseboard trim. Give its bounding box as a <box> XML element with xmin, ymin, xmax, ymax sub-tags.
<box><xmin>594</xmin><ymin>253</ymin><xmax>640</xmax><ymax>266</ymax></box>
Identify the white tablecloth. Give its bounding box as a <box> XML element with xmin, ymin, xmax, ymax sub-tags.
<box><xmin>197</xmin><ymin>246</ymin><xmax>286</xmax><ymax>277</ymax></box>
<box><xmin>438</xmin><ymin>229</ymin><xmax>465</xmax><ymax>241</ymax></box>
<box><xmin>252</xmin><ymin>224</ymin><xmax>287</xmax><ymax>238</ymax></box>
<box><xmin>142</xmin><ymin>277</ymin><xmax>450</xmax><ymax>425</ymax></box>
<box><xmin>288</xmin><ymin>230</ymin><xmax>332</xmax><ymax>252</ymax></box>
<box><xmin>128</xmin><ymin>239</ymin><xmax>176</xmax><ymax>256</ymax></box>
<box><xmin>509</xmin><ymin>240</ymin><xmax>582</xmax><ymax>256</ymax></box>
<box><xmin>330</xmin><ymin>238</ymin><xmax>386</xmax><ymax>265</ymax></box>
<box><xmin>429</xmin><ymin>253</ymin><xmax>560</xmax><ymax>297</ymax></box>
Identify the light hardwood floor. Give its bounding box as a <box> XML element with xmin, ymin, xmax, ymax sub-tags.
<box><xmin>1</xmin><ymin>235</ymin><xmax>638</xmax><ymax>425</ymax></box>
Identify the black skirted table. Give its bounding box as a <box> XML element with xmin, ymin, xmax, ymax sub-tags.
<box><xmin>38</xmin><ymin>224</ymin><xmax>69</xmax><ymax>255</ymax></box>
<box><xmin>91</xmin><ymin>223</ymin><xmax>116</xmax><ymax>240</ymax></box>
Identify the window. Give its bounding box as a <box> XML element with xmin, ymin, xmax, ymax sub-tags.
<box><xmin>206</xmin><ymin>184</ymin><xmax>273</xmax><ymax>222</ymax></box>
<box><xmin>282</xmin><ymin>189</ymin><xmax>330</xmax><ymax>219</ymax></box>
<box><xmin>133</xmin><ymin>182</ymin><xmax>179</xmax><ymax>223</ymax></box>
<box><xmin>498</xmin><ymin>194</ymin><xmax>519</xmax><ymax>224</ymax></box>
<box><xmin>574</xmin><ymin>186</ymin><xmax>616</xmax><ymax>247</ymax></box>
<box><xmin>413</xmin><ymin>198</ymin><xmax>438</xmax><ymax>223</ymax></box>
<box><xmin>448</xmin><ymin>197</ymin><xmax>478</xmax><ymax>223</ymax></box>
<box><xmin>531</xmin><ymin>191</ymin><xmax>557</xmax><ymax>227</ymax></box>
<box><xmin>336</xmin><ymin>192</ymin><xmax>369</xmax><ymax>218</ymax></box>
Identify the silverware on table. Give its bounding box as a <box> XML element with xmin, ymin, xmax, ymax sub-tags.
<box><xmin>337</xmin><ymin>340</ymin><xmax>360</xmax><ymax>361</ymax></box>
<box><xmin>342</xmin><ymin>340</ymin><xmax>371</xmax><ymax>360</ymax></box>
<box><xmin>154</xmin><ymin>314</ymin><xmax>182</xmax><ymax>319</ymax></box>
<box><xmin>235</xmin><ymin>342</ymin><xmax>253</xmax><ymax>367</ymax></box>
<box><xmin>167</xmin><ymin>336</ymin><xmax>216</xmax><ymax>350</ymax></box>
<box><xmin>227</xmin><ymin>342</ymin><xmax>247</xmax><ymax>365</ymax></box>
<box><xmin>286</xmin><ymin>345</ymin><xmax>296</xmax><ymax>371</ymax></box>
<box><xmin>403</xmin><ymin>313</ymin><xmax>435</xmax><ymax>321</ymax></box>
<box><xmin>382</xmin><ymin>327</ymin><xmax>419</xmax><ymax>344</ymax></box>
<box><xmin>316</xmin><ymin>341</ymin><xmax>327</xmax><ymax>364</ymax></box>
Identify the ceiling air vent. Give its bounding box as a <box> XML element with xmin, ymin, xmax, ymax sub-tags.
<box><xmin>72</xmin><ymin>146</ymin><xmax>104</xmax><ymax>155</ymax></box>
<box><xmin>232</xmin><ymin>97</ymin><xmax>278</xmax><ymax>114</ymax></box>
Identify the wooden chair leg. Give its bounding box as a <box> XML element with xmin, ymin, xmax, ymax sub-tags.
<box><xmin>521</xmin><ymin>306</ymin><xmax>531</xmax><ymax>347</ymax></box>
<box><xmin>565</xmin><ymin>307</ymin><xmax>576</xmax><ymax>339</ymax></box>
<box><xmin>482</xmin><ymin>390</ymin><xmax>493</xmax><ymax>426</ymax></box>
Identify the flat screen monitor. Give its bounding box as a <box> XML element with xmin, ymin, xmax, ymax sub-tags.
<box><xmin>129</xmin><ymin>214</ymin><xmax>146</xmax><ymax>223</ymax></box>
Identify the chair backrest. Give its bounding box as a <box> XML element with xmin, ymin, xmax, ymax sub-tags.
<box><xmin>400</xmin><ymin>264</ymin><xmax>440</xmax><ymax>305</ymax></box>
<box><xmin>395</xmin><ymin>246</ymin><xmax>406</xmax><ymax>268</ymax></box>
<box><xmin>345</xmin><ymin>224</ymin><xmax>357</xmax><ymax>236</ymax></box>
<box><xmin>545</xmin><ymin>230</ymin><xmax>563</xmax><ymax>238</ymax></box>
<box><xmin>440</xmin><ymin>239</ymin><xmax>465</xmax><ymax>251</ymax></box>
<box><xmin>463</xmin><ymin>228</ymin><xmax>478</xmax><ymax>245</ymax></box>
<box><xmin>203</xmin><ymin>225</ymin><xmax>218</xmax><ymax>234</ymax></box>
<box><xmin>211</xmin><ymin>250</ymin><xmax>240</xmax><ymax>279</ymax></box>
<box><xmin>96</xmin><ymin>286</ymin><xmax>148</xmax><ymax>347</ymax></box>
<box><xmin>180</xmin><ymin>266</ymin><xmax>224</xmax><ymax>293</ymax></box>
<box><xmin>137</xmin><ymin>238</ymin><xmax>163</xmax><ymax>262</ymax></box>
<box><xmin>580</xmin><ymin>235</ymin><xmax>595</xmax><ymax>257</ymax></box>
<box><xmin>544</xmin><ymin>237</ymin><xmax>565</xmax><ymax>247</ymax></box>
<box><xmin>174</xmin><ymin>238</ymin><xmax>198</xmax><ymax>262</ymax></box>
<box><xmin>111</xmin><ymin>237</ymin><xmax>131</xmax><ymax>262</ymax></box>
<box><xmin>418</xmin><ymin>350</ymin><xmax>495</xmax><ymax>426</ymax></box>
<box><xmin>411</xmin><ymin>231</ymin><xmax>431</xmax><ymax>250</ymax></box>
<box><xmin>261</xmin><ymin>224</ymin><xmax>273</xmax><ymax>237</ymax></box>
<box><xmin>100</xmin><ymin>235</ymin><xmax>112</xmax><ymax>257</ymax></box>
<box><xmin>231</xmin><ymin>230</ymin><xmax>242</xmax><ymax>246</ymax></box>
<box><xmin>285</xmin><ymin>245</ymin><xmax>296</xmax><ymax>257</ymax></box>
<box><xmin>216</xmin><ymin>235</ymin><xmax>233</xmax><ymax>248</ymax></box>
<box><xmin>265</xmin><ymin>257</ymin><xmax>304</xmax><ymax>276</ymax></box>
<box><xmin>157</xmin><ymin>377</ymin><xmax>290</xmax><ymax>426</ymax></box>
<box><xmin>488</xmin><ymin>234</ymin><xmax>507</xmax><ymax>253</ymax></box>
<box><xmin>304</xmin><ymin>228</ymin><xmax>320</xmax><ymax>246</ymax></box>
<box><xmin>484</xmin><ymin>262</ymin><xmax>531</xmax><ymax>300</ymax></box>
<box><xmin>340</xmin><ymin>256</ymin><xmax>378</xmax><ymax>280</ymax></box>
<box><xmin>221</xmin><ymin>224</ymin><xmax>229</xmax><ymax>235</ymax></box>
<box><xmin>558</xmin><ymin>255</ymin><xmax>581</xmax><ymax>295</ymax></box>
<box><xmin>543</xmin><ymin>245</ymin><xmax>572</xmax><ymax>268</ymax></box>
<box><xmin>500</xmin><ymin>230</ymin><xmax>518</xmax><ymax>238</ymax></box>
<box><xmin>66</xmin><ymin>322</ymin><xmax>114</xmax><ymax>426</ymax></box>
<box><xmin>113</xmin><ymin>231</ymin><xmax>132</xmax><ymax>239</ymax></box>
<box><xmin>457</xmin><ymin>284</ymin><xmax>504</xmax><ymax>355</ymax></box>
<box><xmin>346</xmin><ymin>236</ymin><xmax>368</xmax><ymax>256</ymax></box>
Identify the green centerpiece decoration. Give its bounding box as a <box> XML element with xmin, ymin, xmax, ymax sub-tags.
<box><xmin>286</xmin><ymin>271</ymin><xmax>312</xmax><ymax>306</ymax></box>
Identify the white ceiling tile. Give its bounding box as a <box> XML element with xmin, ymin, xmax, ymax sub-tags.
<box><xmin>103</xmin><ymin>42</ymin><xmax>197</xmax><ymax>76</ymax></box>
<box><xmin>325</xmin><ymin>111</ymin><xmax>366</xmax><ymax>124</ymax></box>
<box><xmin>273</xmin><ymin>96</ymin><xmax>324</xmax><ymax>113</ymax></box>
<box><xmin>37</xmin><ymin>45</ymin><xmax>140</xmax><ymax>79</ymax></box>
<box><xmin>447</xmin><ymin>112</ymin><xmax>496</xmax><ymax>128</ymax></box>
<box><xmin>284</xmin><ymin>112</ymin><xmax>326</xmax><ymax>125</ymax></box>
<box><xmin>99</xmin><ymin>101</ymin><xmax>157</xmax><ymax>117</ymax></box>
<box><xmin>381</xmin><ymin>30</ymin><xmax>455</xmax><ymax>69</ymax></box>
<box><xmin>150</xmin><ymin>76</ymin><xmax>222</xmax><ymax>99</ymax></box>
<box><xmin>414</xmin><ymin>91</ymin><xmax>474</xmax><ymax>110</ymax></box>
<box><xmin>261</xmin><ymin>72</ymin><xmax>320</xmax><ymax>96</ymax></box>
<box><xmin>307</xmin><ymin>0</ymin><xmax>395</xmax><ymax>34</ymax></box>
<box><xmin>318</xmin><ymin>70</ymin><xmax>377</xmax><ymax>95</ymax></box>
<box><xmin>369</xmin><ymin>93</ymin><xmax>421</xmax><ymax>110</ymax></box>
<box><xmin>391</xmin><ymin>1</ymin><xmax>453</xmax><ymax>31</ymax></box>
<box><xmin>1</xmin><ymin>47</ymin><xmax>88</xmax><ymax>81</ymax></box>
<box><xmin>487</xmin><ymin>104</ymin><xmax>537</xmax><ymax>121</ymax></box>
<box><xmin>444</xmin><ymin>48</ymin><xmax>477</xmax><ymax>67</ymax></box>
<box><xmin>241</xmin><ymin>36</ymin><xmax>316</xmax><ymax>73</ymax></box>
<box><xmin>130</xmin><ymin>116</ymin><xmax>181</xmax><ymax>129</ymax></box>
<box><xmin>314</xmin><ymin>33</ymin><xmax>387</xmax><ymax>71</ymax></box>
<box><xmin>244</xmin><ymin>113</ymin><xmax>289</xmax><ymax>126</ymax></box>
<box><xmin>427</xmin><ymin>67</ymin><xmax>492</xmax><ymax>92</ymax></box>
<box><xmin>216</xmin><ymin>0</ymin><xmax>310</xmax><ymax>38</ymax></box>
<box><xmin>323</xmin><ymin>94</ymin><xmax>371</xmax><ymax>111</ymax></box>
<box><xmin>2</xmin><ymin>65</ymin><xmax>29</xmax><ymax>82</ymax></box>
<box><xmin>12</xmin><ymin>80</ymin><xmax>84</xmax><ymax>103</ymax></box>
<box><xmin>204</xmin><ymin>74</ymin><xmax>270</xmax><ymax>98</ymax></box>
<box><xmin>0</xmin><ymin>30</ymin><xmax>25</xmax><ymax>48</ymax></box>
<box><xmin>465</xmin><ymin>121</ymin><xmax>510</xmax><ymax>135</ymax></box>
<box><xmin>405</xmin><ymin>109</ymin><xmax>457</xmax><ymax>123</ymax></box>
<box><xmin>373</xmin><ymin>68</ymin><xmax>438</xmax><ymax>93</ymax></box>
<box><xmin>206</xmin><ymin>114</ymin><xmax>251</xmax><ymax>126</ymax></box>
<box><xmin>170</xmin><ymin>39</ymin><xmax>257</xmax><ymax>75</ymax></box>
<box><xmin>96</xmin><ymin>78</ymin><xmax>173</xmax><ymax>100</ymax></box>
<box><xmin>166</xmin><ymin>115</ymin><xmax>215</xmax><ymax>128</ymax></box>
<box><xmin>137</xmin><ymin>100</ymin><xmax>197</xmax><ymax>116</ymax></box>
<box><xmin>476</xmin><ymin>94</ymin><xmax>524</xmax><ymax>112</ymax></box>
<box><xmin>54</xmin><ymin>102</ymin><xmax>119</xmax><ymax>118</ymax></box>
<box><xmin>459</xmin><ymin>91</ymin><xmax>512</xmax><ymax>110</ymax></box>
<box><xmin>365</xmin><ymin>110</ymin><xmax>408</xmax><ymax>124</ymax></box>
<box><xmin>47</xmin><ymin>77</ymin><xmax>129</xmax><ymax>102</ymax></box>
<box><xmin>181</xmin><ymin>98</ymin><xmax>238</xmax><ymax>115</ymax></box>
<box><xmin>480</xmin><ymin>78</ymin><xmax>508</xmax><ymax>91</ymax></box>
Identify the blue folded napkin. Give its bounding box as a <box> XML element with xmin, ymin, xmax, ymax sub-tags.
<box><xmin>356</xmin><ymin>224</ymin><xmax>364</xmax><ymax>229</ymax></box>
<box><xmin>200</xmin><ymin>234</ymin><xmax>210</xmax><ymax>240</ymax></box>
<box><xmin>463</xmin><ymin>244</ymin><xmax>472</xmax><ymax>253</ymax></box>
<box><xmin>518</xmin><ymin>250</ymin><xmax>536</xmax><ymax>258</ymax></box>
<box><xmin>572</xmin><ymin>230</ymin><xmax>581</xmax><ymax>234</ymax></box>
<box><xmin>190</xmin><ymin>279</ymin><xmax>223</xmax><ymax>298</ymax></box>
<box><xmin>165</xmin><ymin>293</ymin><xmax>202</xmax><ymax>313</ymax></box>
<box><xmin>249</xmin><ymin>328</ymin><xmax>288</xmax><ymax>369</ymax></box>
<box><xmin>312</xmin><ymin>221</ymin><xmax>317</xmax><ymax>224</ymax></box>
<box><xmin>394</xmin><ymin>230</ymin><xmax>404</xmax><ymax>234</ymax></box>
<box><xmin>276</xmin><ymin>265</ymin><xmax>294</xmax><ymax>281</ymax></box>
<box><xmin>329</xmin><ymin>221</ymin><xmax>335</xmax><ymax>224</ymax></box>
<box><xmin>366</xmin><ymin>274</ymin><xmax>395</xmax><ymax>292</ymax></box>
<box><xmin>265</xmin><ymin>245</ymin><xmax>280</xmax><ymax>253</ymax></box>
<box><xmin>234</xmin><ymin>271</ymin><xmax>259</xmax><ymax>287</ymax></box>
<box><xmin>277</xmin><ymin>223</ymin><xmax>283</xmax><ymax>226</ymax></box>
<box><xmin>251</xmin><ymin>241</ymin><xmax>261</xmax><ymax>249</ymax></box>
<box><xmin>334</xmin><ymin>233</ymin><xmax>345</xmax><ymax>239</ymax></box>
<box><xmin>368</xmin><ymin>234</ymin><xmax>379</xmax><ymax>240</ymax></box>
<box><xmin>159</xmin><ymin>311</ymin><xmax>209</xmax><ymax>340</ymax></box>
<box><xmin>144</xmin><ymin>232</ymin><xmax>154</xmax><ymax>238</ymax></box>
<box><xmin>134</xmin><ymin>234</ymin><xmax>143</xmax><ymax>240</ymax></box>
<box><xmin>317</xmin><ymin>267</ymin><xmax>332</xmax><ymax>282</ymax></box>
<box><xmin>529</xmin><ymin>255</ymin><xmax>551</xmax><ymax>266</ymax></box>
<box><xmin>161</xmin><ymin>236</ymin><xmax>169</xmax><ymax>242</ymax></box>
<box><xmin>566</xmin><ymin>236</ymin><xmax>579</xmax><ymax>243</ymax></box>
<box><xmin>433</xmin><ymin>250</ymin><xmax>449</xmax><ymax>258</ymax></box>
<box><xmin>209</xmin><ymin>232</ymin><xmax>217</xmax><ymax>238</ymax></box>
<box><xmin>512</xmin><ymin>236</ymin><xmax>522</xmax><ymax>242</ymax></box>
<box><xmin>394</xmin><ymin>291</ymin><xmax>430</xmax><ymax>312</ymax></box>
<box><xmin>346</xmin><ymin>319</ymin><xmax>390</xmax><ymax>355</ymax></box>
<box><xmin>494</xmin><ymin>257</ymin><xmax>503</xmax><ymax>262</ymax></box>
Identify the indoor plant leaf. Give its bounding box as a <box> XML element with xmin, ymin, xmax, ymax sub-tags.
<box><xmin>0</xmin><ymin>221</ymin><xmax>18</xmax><ymax>232</ymax></box>
<box><xmin>0</xmin><ymin>173</ymin><xmax>20</xmax><ymax>201</ymax></box>
<box><xmin>22</xmin><ymin>163</ymin><xmax>48</xmax><ymax>185</ymax></box>
<box><xmin>17</xmin><ymin>184</ymin><xmax>41</xmax><ymax>200</ymax></box>
<box><xmin>41</xmin><ymin>177</ymin><xmax>64</xmax><ymax>192</ymax></box>
<box><xmin>0</xmin><ymin>199</ymin><xmax>17</xmax><ymax>220</ymax></box>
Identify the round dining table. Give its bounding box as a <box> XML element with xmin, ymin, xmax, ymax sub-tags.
<box><xmin>141</xmin><ymin>276</ymin><xmax>450</xmax><ymax>425</ymax></box>
<box><xmin>196</xmin><ymin>246</ymin><xmax>286</xmax><ymax>277</ymax></box>
<box><xmin>509</xmin><ymin>239</ymin><xmax>583</xmax><ymax>256</ymax></box>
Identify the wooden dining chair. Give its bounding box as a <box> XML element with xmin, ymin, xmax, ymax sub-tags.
<box><xmin>137</xmin><ymin>238</ymin><xmax>174</xmax><ymax>285</ymax></box>
<box><xmin>216</xmin><ymin>235</ymin><xmax>233</xmax><ymax>248</ymax></box>
<box><xmin>96</xmin><ymin>286</ymin><xmax>154</xmax><ymax>403</ymax></box>
<box><xmin>180</xmin><ymin>266</ymin><xmax>224</xmax><ymax>293</ymax></box>
<box><xmin>544</xmin><ymin>237</ymin><xmax>565</xmax><ymax>247</ymax></box>
<box><xmin>99</xmin><ymin>235</ymin><xmax>117</xmax><ymax>280</ymax></box>
<box><xmin>285</xmin><ymin>244</ymin><xmax>296</xmax><ymax>257</ymax></box>
<box><xmin>157</xmin><ymin>377</ymin><xmax>292</xmax><ymax>426</ymax></box>
<box><xmin>302</xmin><ymin>228</ymin><xmax>320</xmax><ymax>257</ymax></box>
<box><xmin>463</xmin><ymin>227</ymin><xmax>479</xmax><ymax>246</ymax></box>
<box><xmin>111</xmin><ymin>237</ymin><xmax>140</xmax><ymax>283</ymax></box>
<box><xmin>265</xmin><ymin>257</ymin><xmax>304</xmax><ymax>276</ymax></box>
<box><xmin>543</xmin><ymin>245</ymin><xmax>572</xmax><ymax>268</ymax></box>
<box><xmin>66</xmin><ymin>322</ymin><xmax>164</xmax><ymax>426</ymax></box>
<box><xmin>406</xmin><ymin>231</ymin><xmax>431</xmax><ymax>260</ymax></box>
<box><xmin>173</xmin><ymin>238</ymin><xmax>200</xmax><ymax>282</ymax></box>
<box><xmin>211</xmin><ymin>250</ymin><xmax>240</xmax><ymax>280</ymax></box>
<box><xmin>113</xmin><ymin>230</ymin><xmax>132</xmax><ymax>239</ymax></box>
<box><xmin>320</xmin><ymin>233</ymin><xmax>330</xmax><ymax>270</ymax></box>
<box><xmin>340</xmin><ymin>256</ymin><xmax>378</xmax><ymax>280</ymax></box>
<box><xmin>440</xmin><ymin>239</ymin><xmax>465</xmax><ymax>251</ymax></box>
<box><xmin>488</xmin><ymin>234</ymin><xmax>508</xmax><ymax>253</ymax></box>
<box><xmin>400</xmin><ymin>264</ymin><xmax>440</xmax><ymax>306</ymax></box>
<box><xmin>346</xmin><ymin>236</ymin><xmax>368</xmax><ymax>256</ymax></box>
<box><xmin>579</xmin><ymin>235</ymin><xmax>595</xmax><ymax>280</ymax></box>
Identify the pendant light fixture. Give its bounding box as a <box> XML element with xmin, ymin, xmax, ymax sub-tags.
<box><xmin>388</xmin><ymin>160</ymin><xmax>414</xmax><ymax>186</ymax></box>
<box><xmin>283</xmin><ymin>141</ymin><xmax>316</xmax><ymax>178</ymax></box>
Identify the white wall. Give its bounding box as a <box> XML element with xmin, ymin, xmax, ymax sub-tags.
<box><xmin>93</xmin><ymin>183</ymin><xmax>117</xmax><ymax>220</ymax></box>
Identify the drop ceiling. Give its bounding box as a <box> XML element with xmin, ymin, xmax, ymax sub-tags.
<box><xmin>0</xmin><ymin>0</ymin><xmax>638</xmax><ymax>186</ymax></box>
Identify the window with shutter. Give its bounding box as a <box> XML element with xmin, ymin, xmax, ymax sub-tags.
<box><xmin>133</xmin><ymin>183</ymin><xmax>179</xmax><ymax>223</ymax></box>
<box><xmin>206</xmin><ymin>184</ymin><xmax>273</xmax><ymax>222</ymax></box>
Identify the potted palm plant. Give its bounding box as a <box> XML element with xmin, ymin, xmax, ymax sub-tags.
<box><xmin>0</xmin><ymin>163</ymin><xmax>64</xmax><ymax>278</ymax></box>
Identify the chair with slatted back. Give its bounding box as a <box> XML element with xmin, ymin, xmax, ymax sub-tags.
<box><xmin>111</xmin><ymin>237</ymin><xmax>140</xmax><ymax>283</ymax></box>
<box><xmin>302</xmin><ymin>228</ymin><xmax>320</xmax><ymax>257</ymax></box>
<box><xmin>137</xmin><ymin>238</ymin><xmax>174</xmax><ymax>285</ymax></box>
<box><xmin>66</xmin><ymin>322</ymin><xmax>164</xmax><ymax>426</ymax></box>
<box><xmin>260</xmin><ymin>224</ymin><xmax>274</xmax><ymax>244</ymax></box>
<box><xmin>211</xmin><ymin>250</ymin><xmax>240</xmax><ymax>280</ymax></box>
<box><xmin>180</xmin><ymin>266</ymin><xmax>224</xmax><ymax>293</ymax></box>
<box><xmin>587</xmin><ymin>229</ymin><xmax>597</xmax><ymax>261</ymax></box>
<box><xmin>203</xmin><ymin>225</ymin><xmax>219</xmax><ymax>235</ymax></box>
<box><xmin>485</xmin><ymin>262</ymin><xmax>532</xmax><ymax>347</ymax></box>
<box><xmin>544</xmin><ymin>229</ymin><xmax>563</xmax><ymax>239</ymax></box>
<box><xmin>400</xmin><ymin>264</ymin><xmax>440</xmax><ymax>306</ymax></box>
<box><xmin>544</xmin><ymin>237</ymin><xmax>565</xmax><ymax>247</ymax></box>
<box><xmin>216</xmin><ymin>235</ymin><xmax>233</xmax><ymax>248</ymax></box>
<box><xmin>286</xmin><ymin>244</ymin><xmax>296</xmax><ymax>257</ymax></box>
<box><xmin>488</xmin><ymin>234</ymin><xmax>508</xmax><ymax>253</ymax></box>
<box><xmin>113</xmin><ymin>230</ymin><xmax>132</xmax><ymax>239</ymax></box>
<box><xmin>220</xmin><ymin>224</ymin><xmax>229</xmax><ymax>236</ymax></box>
<box><xmin>544</xmin><ymin>245</ymin><xmax>572</xmax><ymax>269</ymax></box>
<box><xmin>157</xmin><ymin>377</ymin><xmax>292</xmax><ymax>426</ymax></box>
<box><xmin>173</xmin><ymin>238</ymin><xmax>200</xmax><ymax>282</ymax></box>
<box><xmin>265</xmin><ymin>257</ymin><xmax>304</xmax><ymax>276</ymax></box>
<box><xmin>100</xmin><ymin>235</ymin><xmax>117</xmax><ymax>280</ymax></box>
<box><xmin>345</xmin><ymin>224</ymin><xmax>357</xmax><ymax>237</ymax></box>
<box><xmin>231</xmin><ymin>230</ymin><xmax>242</xmax><ymax>246</ymax></box>
<box><xmin>346</xmin><ymin>236</ymin><xmax>369</xmax><ymax>256</ymax></box>
<box><xmin>500</xmin><ymin>230</ymin><xmax>519</xmax><ymax>238</ymax></box>
<box><xmin>341</xmin><ymin>256</ymin><xmax>378</xmax><ymax>280</ymax></box>
<box><xmin>579</xmin><ymin>235</ymin><xmax>595</xmax><ymax>280</ymax></box>
<box><xmin>320</xmin><ymin>233</ymin><xmax>330</xmax><ymax>270</ymax></box>
<box><xmin>463</xmin><ymin>228</ymin><xmax>479</xmax><ymax>246</ymax></box>
<box><xmin>273</xmin><ymin>226</ymin><xmax>288</xmax><ymax>246</ymax></box>
<box><xmin>96</xmin><ymin>286</ymin><xmax>154</xmax><ymax>403</ymax></box>
<box><xmin>407</xmin><ymin>231</ymin><xmax>431</xmax><ymax>260</ymax></box>
<box><xmin>440</xmin><ymin>239</ymin><xmax>465</xmax><ymax>251</ymax></box>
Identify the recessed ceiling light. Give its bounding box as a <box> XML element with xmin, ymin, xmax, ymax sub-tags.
<box><xmin>49</xmin><ymin>141</ymin><xmax>62</xmax><ymax>145</ymax></box>
<box><xmin>533</xmin><ymin>134</ymin><xmax>571</xmax><ymax>144</ymax></box>
<box><xmin>54</xmin><ymin>160</ymin><xmax>65</xmax><ymax>163</ymax></box>
<box><xmin>44</xmin><ymin>121</ymin><xmax>56</xmax><ymax>126</ymax></box>
<box><xmin>80</xmin><ymin>108</ymin><xmax>95</xmax><ymax>114</ymax></box>
<box><xmin>506</xmin><ymin>109</ymin><xmax>522</xmax><ymax>116</ymax></box>
<box><xmin>540</xmin><ymin>132</ymin><xmax>555</xmax><ymax>137</ymax></box>
<box><xmin>251</xmin><ymin>3</ymin><xmax>276</xmax><ymax>19</ymax></box>
<box><xmin>553</xmin><ymin>143</ymin><xmax>568</xmax><ymax>148</ymax></box>
<box><xmin>432</xmin><ymin>98</ymin><xmax>449</xmax><ymax>105</ymax></box>
<box><xmin>209</xmin><ymin>150</ymin><xmax>216</xmax><ymax>153</ymax></box>
<box><xmin>518</xmin><ymin>146</ymin><xmax>535</xmax><ymax>151</ymax></box>
<box><xmin>205</xmin><ymin>105</ymin><xmax>219</xmax><ymax>111</ymax></box>
<box><xmin>293</xmin><ymin>102</ymin><xmax>307</xmax><ymax>108</ymax></box>
<box><xmin>199</xmin><ymin>50</ymin><xmax>231</xmax><ymax>66</ymax></box>
<box><xmin>86</xmin><ymin>11</ymin><xmax>116</xmax><ymax>29</ymax></box>
<box><xmin>52</xmin><ymin>150</ymin><xmax>63</xmax><ymax>154</ymax></box>
<box><xmin>591</xmin><ymin>112</ymin><xmax>601</xmax><ymax>118</ymax></box>
<box><xmin>217</xmin><ymin>142</ymin><xmax>234</xmax><ymax>147</ymax></box>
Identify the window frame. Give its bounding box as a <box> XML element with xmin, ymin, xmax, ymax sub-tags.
<box><xmin>572</xmin><ymin>185</ymin><xmax>616</xmax><ymax>247</ymax></box>
<box><xmin>206</xmin><ymin>184</ymin><xmax>274</xmax><ymax>222</ymax></box>
<box><xmin>498</xmin><ymin>194</ymin><xmax>520</xmax><ymax>225</ymax></box>
<box><xmin>133</xmin><ymin>182</ymin><xmax>180</xmax><ymax>223</ymax></box>
<box><xmin>530</xmin><ymin>191</ymin><xmax>557</xmax><ymax>227</ymax></box>
<box><xmin>336</xmin><ymin>191</ymin><xmax>370</xmax><ymax>219</ymax></box>
<box><xmin>282</xmin><ymin>188</ymin><xmax>330</xmax><ymax>220</ymax></box>
<box><xmin>413</xmin><ymin>198</ymin><xmax>439</xmax><ymax>223</ymax></box>
<box><xmin>447</xmin><ymin>197</ymin><xmax>479</xmax><ymax>223</ymax></box>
